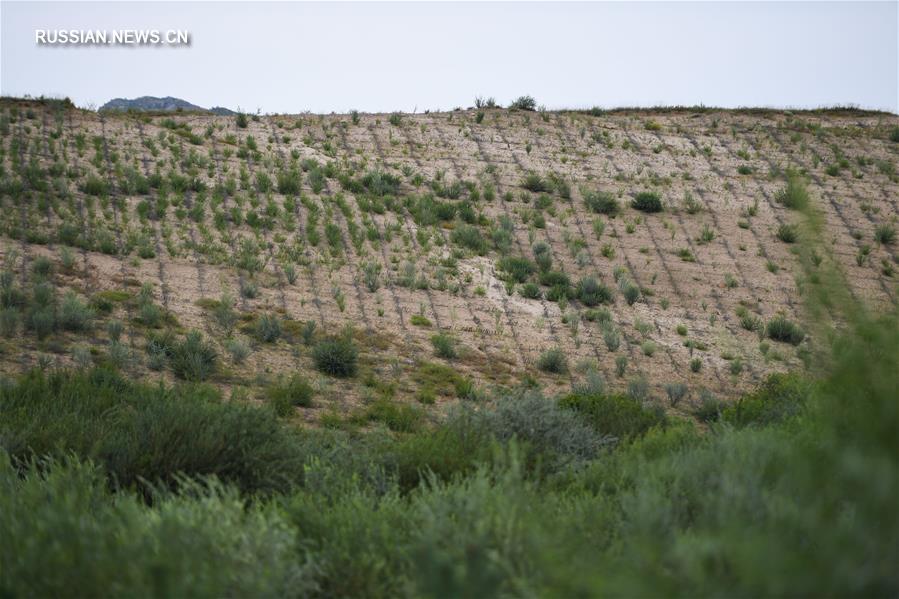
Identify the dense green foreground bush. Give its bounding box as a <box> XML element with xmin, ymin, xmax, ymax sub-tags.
<box><xmin>1</xmin><ymin>308</ymin><xmax>897</xmax><ymax>596</ymax></box>
<box><xmin>0</xmin><ymin>368</ymin><xmax>305</xmax><ymax>495</ymax></box>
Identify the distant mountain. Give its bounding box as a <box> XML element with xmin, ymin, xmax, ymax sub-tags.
<box><xmin>100</xmin><ymin>96</ymin><xmax>234</xmax><ymax>115</ymax></box>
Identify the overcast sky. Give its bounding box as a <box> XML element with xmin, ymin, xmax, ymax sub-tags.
<box><xmin>1</xmin><ymin>1</ymin><xmax>897</xmax><ymax>113</ymax></box>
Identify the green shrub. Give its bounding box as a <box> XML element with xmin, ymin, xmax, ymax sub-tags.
<box><xmin>25</xmin><ymin>283</ymin><xmax>57</xmax><ymax>339</ymax></box>
<box><xmin>0</xmin><ymin>307</ymin><xmax>19</xmax><ymax>337</ymax></box>
<box><xmin>451</xmin><ymin>224</ymin><xmax>488</xmax><ymax>255</ymax></box>
<box><xmin>410</xmin><ymin>314</ymin><xmax>431</xmax><ymax>327</ymax></box>
<box><xmin>559</xmin><ymin>391</ymin><xmax>667</xmax><ymax>441</ymax></box>
<box><xmin>532</xmin><ymin>241</ymin><xmax>553</xmax><ymax>272</ymax></box>
<box><xmin>619</xmin><ymin>277</ymin><xmax>640</xmax><ymax>305</ymax></box>
<box><xmin>266</xmin><ymin>375</ymin><xmax>314</xmax><ymax>416</ymax></box>
<box><xmin>521</xmin><ymin>173</ymin><xmax>548</xmax><ymax>192</ymax></box>
<box><xmin>721</xmin><ymin>373</ymin><xmax>809</xmax><ymax>428</ymax></box>
<box><xmin>664</xmin><ymin>382</ymin><xmax>688</xmax><ymax>406</ymax></box>
<box><xmin>874</xmin><ymin>223</ymin><xmax>896</xmax><ymax>245</ymax></box>
<box><xmin>0</xmin><ymin>454</ymin><xmax>311</xmax><ymax>598</ymax></box>
<box><xmin>225</xmin><ymin>337</ymin><xmax>251</xmax><ymax>364</ymax></box>
<box><xmin>631</xmin><ymin>192</ymin><xmax>663</xmax><ymax>213</ymax></box>
<box><xmin>766</xmin><ymin>314</ymin><xmax>805</xmax><ymax>345</ymax></box>
<box><xmin>30</xmin><ymin>256</ymin><xmax>54</xmax><ymax>279</ymax></box>
<box><xmin>313</xmin><ymin>337</ymin><xmax>358</xmax><ymax>377</ymax></box>
<box><xmin>602</xmin><ymin>323</ymin><xmax>621</xmax><ymax>352</ymax></box>
<box><xmin>431</xmin><ymin>333</ymin><xmax>458</xmax><ymax>359</ymax></box>
<box><xmin>520</xmin><ymin>282</ymin><xmax>541</xmax><ymax>299</ymax></box>
<box><xmin>577</xmin><ymin>276</ymin><xmax>613</xmax><ymax>306</ymax></box>
<box><xmin>0</xmin><ymin>368</ymin><xmax>305</xmax><ymax>495</ymax></box>
<box><xmin>509</xmin><ymin>95</ymin><xmax>537</xmax><ymax>111</ymax></box>
<box><xmin>692</xmin><ymin>390</ymin><xmax>722</xmax><ymax>422</ymax></box>
<box><xmin>776</xmin><ymin>223</ymin><xmax>798</xmax><ymax>243</ymax></box>
<box><xmin>583</xmin><ymin>190</ymin><xmax>619</xmax><ymax>215</ymax></box>
<box><xmin>255</xmin><ymin>313</ymin><xmax>283</xmax><ymax>343</ymax></box>
<box><xmin>57</xmin><ymin>291</ymin><xmax>94</xmax><ymax>332</ymax></box>
<box><xmin>393</xmin><ymin>407</ymin><xmax>493</xmax><ymax>489</ymax></box>
<box><xmin>498</xmin><ymin>256</ymin><xmax>535</xmax><ymax>283</ymax></box>
<box><xmin>364</xmin><ymin>398</ymin><xmax>423</xmax><ymax>433</ymax></box>
<box><xmin>276</xmin><ymin>169</ymin><xmax>302</xmax><ymax>195</ymax></box>
<box><xmin>170</xmin><ymin>330</ymin><xmax>218</xmax><ymax>381</ymax></box>
<box><xmin>774</xmin><ymin>173</ymin><xmax>809</xmax><ymax>210</ymax></box>
<box><xmin>362</xmin><ymin>262</ymin><xmax>381</xmax><ymax>292</ymax></box>
<box><xmin>485</xmin><ymin>391</ymin><xmax>614</xmax><ymax>472</ymax></box>
<box><xmin>537</xmin><ymin>348</ymin><xmax>568</xmax><ymax>374</ymax></box>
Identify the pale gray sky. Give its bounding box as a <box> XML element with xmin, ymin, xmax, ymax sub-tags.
<box><xmin>1</xmin><ymin>1</ymin><xmax>897</xmax><ymax>113</ymax></box>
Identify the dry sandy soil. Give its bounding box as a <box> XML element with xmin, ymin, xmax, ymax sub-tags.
<box><xmin>1</xmin><ymin>98</ymin><xmax>896</xmax><ymax>422</ymax></box>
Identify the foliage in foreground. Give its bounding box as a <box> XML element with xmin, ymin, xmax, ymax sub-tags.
<box><xmin>0</xmin><ymin>308</ymin><xmax>896</xmax><ymax>597</ymax></box>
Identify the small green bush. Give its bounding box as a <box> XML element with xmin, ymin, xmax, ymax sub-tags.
<box><xmin>451</xmin><ymin>224</ymin><xmax>488</xmax><ymax>255</ymax></box>
<box><xmin>577</xmin><ymin>276</ymin><xmax>613</xmax><ymax>307</ymax></box>
<box><xmin>631</xmin><ymin>192</ymin><xmax>663</xmax><ymax>213</ymax></box>
<box><xmin>520</xmin><ymin>282</ymin><xmax>541</xmax><ymax>299</ymax></box>
<box><xmin>583</xmin><ymin>190</ymin><xmax>619</xmax><ymax>215</ymax></box>
<box><xmin>537</xmin><ymin>348</ymin><xmax>568</xmax><ymax>374</ymax></box>
<box><xmin>266</xmin><ymin>375</ymin><xmax>314</xmax><ymax>416</ymax></box>
<box><xmin>532</xmin><ymin>242</ymin><xmax>553</xmax><ymax>272</ymax></box>
<box><xmin>874</xmin><ymin>223</ymin><xmax>896</xmax><ymax>245</ymax></box>
<box><xmin>776</xmin><ymin>223</ymin><xmax>798</xmax><ymax>243</ymax></box>
<box><xmin>498</xmin><ymin>256</ymin><xmax>536</xmax><ymax>283</ymax></box>
<box><xmin>431</xmin><ymin>333</ymin><xmax>458</xmax><ymax>359</ymax></box>
<box><xmin>57</xmin><ymin>291</ymin><xmax>94</xmax><ymax>332</ymax></box>
<box><xmin>255</xmin><ymin>313</ymin><xmax>283</xmax><ymax>343</ymax></box>
<box><xmin>521</xmin><ymin>173</ymin><xmax>548</xmax><ymax>193</ymax></box>
<box><xmin>774</xmin><ymin>173</ymin><xmax>809</xmax><ymax>210</ymax></box>
<box><xmin>766</xmin><ymin>315</ymin><xmax>805</xmax><ymax>346</ymax></box>
<box><xmin>0</xmin><ymin>368</ymin><xmax>305</xmax><ymax>495</ymax></box>
<box><xmin>364</xmin><ymin>398</ymin><xmax>423</xmax><ymax>433</ymax></box>
<box><xmin>170</xmin><ymin>330</ymin><xmax>218</xmax><ymax>381</ymax></box>
<box><xmin>509</xmin><ymin>95</ymin><xmax>537</xmax><ymax>111</ymax></box>
<box><xmin>486</xmin><ymin>391</ymin><xmax>614</xmax><ymax>472</ymax></box>
<box><xmin>313</xmin><ymin>337</ymin><xmax>358</xmax><ymax>377</ymax></box>
<box><xmin>560</xmin><ymin>391</ymin><xmax>667</xmax><ymax>441</ymax></box>
<box><xmin>721</xmin><ymin>373</ymin><xmax>809</xmax><ymax>428</ymax></box>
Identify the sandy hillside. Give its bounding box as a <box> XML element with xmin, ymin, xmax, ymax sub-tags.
<box><xmin>1</xmin><ymin>98</ymin><xmax>896</xmax><ymax>421</ymax></box>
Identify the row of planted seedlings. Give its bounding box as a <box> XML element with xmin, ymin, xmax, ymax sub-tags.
<box><xmin>489</xmin><ymin>116</ymin><xmax>612</xmax><ymax>388</ymax></box>
<box><xmin>483</xmin><ymin>114</ymin><xmax>678</xmax><ymax>387</ymax></box>
<box><xmin>722</xmin><ymin>115</ymin><xmax>894</xmax><ymax>304</ymax></box>
<box><xmin>73</xmin><ymin>111</ymin><xmax>432</xmax><ymax>418</ymax></box>
<box><xmin>340</xmin><ymin>121</ymin><xmax>522</xmax><ymax>391</ymax></box>
<box><xmin>567</xmin><ymin>110</ymin><xmax>806</xmax><ymax>369</ymax></box>
<box><xmin>376</xmin><ymin>115</ymin><xmax>530</xmax><ymax>383</ymax></box>
<box><xmin>440</xmin><ymin>111</ymin><xmax>651</xmax><ymax>390</ymax></box>
<box><xmin>613</xmin><ymin>115</ymin><xmax>768</xmax><ymax>385</ymax></box>
<box><xmin>549</xmin><ymin>114</ymin><xmax>715</xmax><ymax>388</ymax></box>
<box><xmin>472</xmin><ymin>112</ymin><xmax>796</xmax><ymax>400</ymax></box>
<box><xmin>460</xmin><ymin>110</ymin><xmax>655</xmax><ymax>390</ymax></box>
<box><xmin>671</xmin><ymin>114</ymin><xmax>850</xmax><ymax>351</ymax></box>
<box><xmin>758</xmin><ymin>116</ymin><xmax>897</xmax><ymax>295</ymax></box>
<box><xmin>632</xmin><ymin>115</ymin><xmax>795</xmax><ymax>384</ymax></box>
<box><xmin>351</xmin><ymin>115</ymin><xmax>532</xmax><ymax>382</ymax></box>
<box><xmin>488</xmin><ymin>113</ymin><xmax>649</xmax><ymax>380</ymax></box>
<box><xmin>499</xmin><ymin>115</ymin><xmax>698</xmax><ymax>395</ymax></box>
<box><xmin>424</xmin><ymin>113</ymin><xmax>581</xmax><ymax>382</ymax></box>
<box><xmin>632</xmin><ymin>114</ymin><xmax>817</xmax><ymax>366</ymax></box>
<box><xmin>600</xmin><ymin>113</ymin><xmax>808</xmax><ymax>380</ymax></box>
<box><xmin>234</xmin><ymin>118</ymin><xmax>489</xmax><ymax>409</ymax></box>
